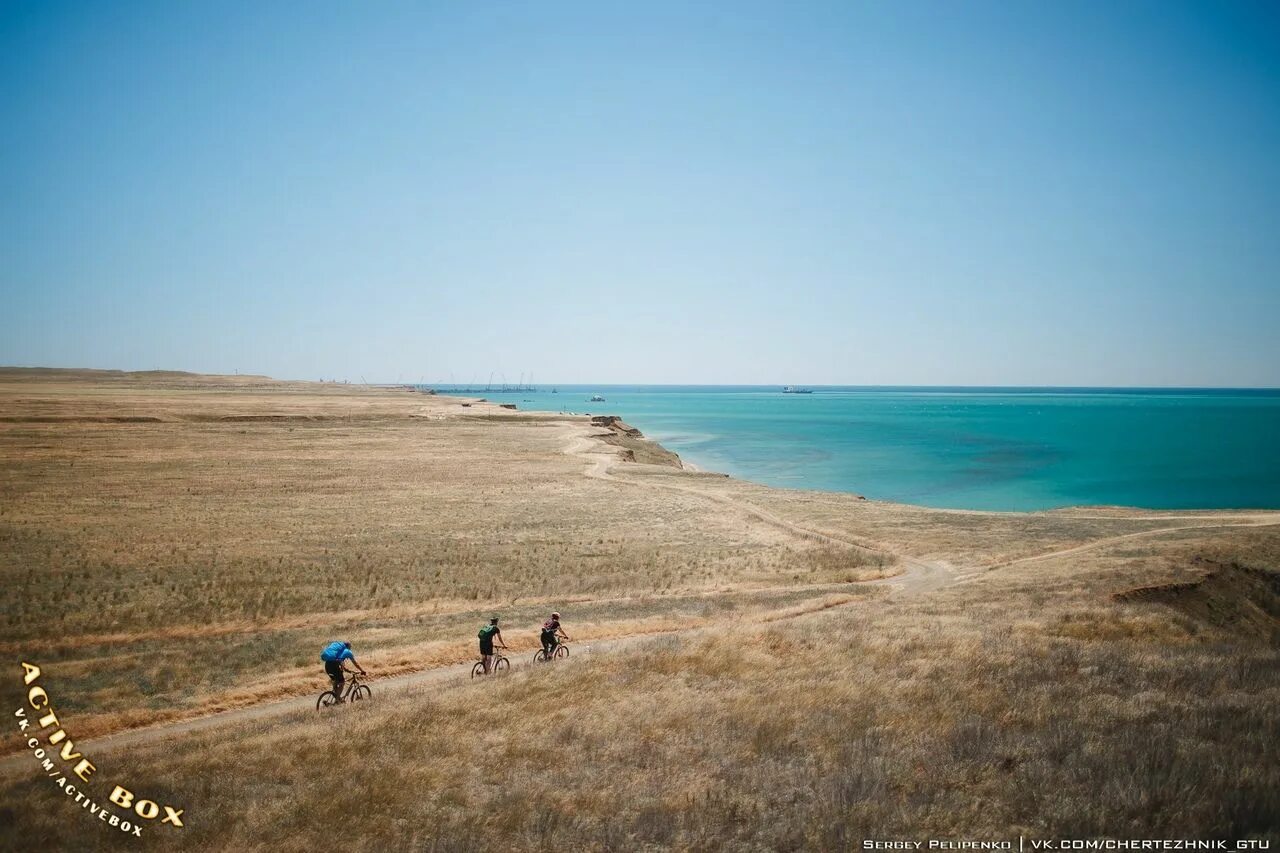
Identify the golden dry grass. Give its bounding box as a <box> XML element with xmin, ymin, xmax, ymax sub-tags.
<box><xmin>0</xmin><ymin>371</ymin><xmax>890</xmax><ymax>735</ymax></box>
<box><xmin>1</xmin><ymin>369</ymin><xmax>1277</xmax><ymax>849</ymax></box>
<box><xmin>3</xmin><ymin>534</ymin><xmax>1276</xmax><ymax>850</ymax></box>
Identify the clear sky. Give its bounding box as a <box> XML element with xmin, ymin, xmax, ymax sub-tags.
<box><xmin>2</xmin><ymin>1</ymin><xmax>1278</xmax><ymax>386</ymax></box>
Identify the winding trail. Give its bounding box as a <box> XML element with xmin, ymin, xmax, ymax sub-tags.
<box><xmin>0</xmin><ymin>424</ymin><xmax>949</xmax><ymax>777</ymax></box>
<box><xmin>0</xmin><ymin>635</ymin><xmax>666</xmax><ymax>778</ymax></box>
<box><xmin>979</xmin><ymin>516</ymin><xmax>1280</xmax><ymax>575</ymax></box>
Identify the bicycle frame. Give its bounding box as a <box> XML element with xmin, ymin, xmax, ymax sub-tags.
<box><xmin>534</xmin><ymin>641</ymin><xmax>570</xmax><ymax>662</ymax></box>
<box><xmin>480</xmin><ymin>649</ymin><xmax>510</xmax><ymax>672</ymax></box>
<box><xmin>334</xmin><ymin>669</ymin><xmax>364</xmax><ymax>698</ymax></box>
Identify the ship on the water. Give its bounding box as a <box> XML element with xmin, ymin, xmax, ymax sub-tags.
<box><xmin>782</xmin><ymin>386</ymin><xmax>813</xmax><ymax>394</ymax></box>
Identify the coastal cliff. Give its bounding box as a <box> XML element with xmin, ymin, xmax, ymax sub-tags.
<box><xmin>590</xmin><ymin>414</ymin><xmax>684</xmax><ymax>469</ymax></box>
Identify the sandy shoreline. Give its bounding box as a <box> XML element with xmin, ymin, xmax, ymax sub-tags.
<box><xmin>460</xmin><ymin>386</ymin><xmax>1280</xmax><ymax>517</ymax></box>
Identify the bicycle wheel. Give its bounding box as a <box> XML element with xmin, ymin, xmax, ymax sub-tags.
<box><xmin>494</xmin><ymin>656</ymin><xmax>510</xmax><ymax>673</ymax></box>
<box><xmin>554</xmin><ymin>644</ymin><xmax>569</xmax><ymax>660</ymax></box>
<box><xmin>471</xmin><ymin>661</ymin><xmax>486</xmax><ymax>678</ymax></box>
<box><xmin>317</xmin><ymin>691</ymin><xmax>340</xmax><ymax>711</ymax></box>
<box><xmin>533</xmin><ymin>649</ymin><xmax>549</xmax><ymax>663</ymax></box>
<box><xmin>351</xmin><ymin>685</ymin><xmax>371</xmax><ymax>702</ymax></box>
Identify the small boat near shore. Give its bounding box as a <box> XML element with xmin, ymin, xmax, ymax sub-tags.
<box><xmin>589</xmin><ymin>394</ymin><xmax>606</xmax><ymax>402</ymax></box>
<box><xmin>782</xmin><ymin>386</ymin><xmax>813</xmax><ymax>394</ymax></box>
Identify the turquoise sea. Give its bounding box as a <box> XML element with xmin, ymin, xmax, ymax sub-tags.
<box><xmin>430</xmin><ymin>385</ymin><xmax>1280</xmax><ymax>512</ymax></box>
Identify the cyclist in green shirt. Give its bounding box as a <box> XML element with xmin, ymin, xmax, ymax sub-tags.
<box><xmin>478</xmin><ymin>616</ymin><xmax>507</xmax><ymax>673</ymax></box>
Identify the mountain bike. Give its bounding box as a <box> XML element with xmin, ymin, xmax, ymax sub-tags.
<box><xmin>532</xmin><ymin>642</ymin><xmax>569</xmax><ymax>663</ymax></box>
<box><xmin>471</xmin><ymin>651</ymin><xmax>511</xmax><ymax>678</ymax></box>
<box><xmin>317</xmin><ymin>670</ymin><xmax>371</xmax><ymax>710</ymax></box>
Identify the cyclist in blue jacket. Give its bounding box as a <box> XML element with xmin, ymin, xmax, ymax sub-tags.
<box><xmin>320</xmin><ymin>641</ymin><xmax>365</xmax><ymax>701</ymax></box>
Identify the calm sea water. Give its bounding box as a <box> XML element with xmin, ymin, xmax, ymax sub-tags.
<box><xmin>428</xmin><ymin>385</ymin><xmax>1280</xmax><ymax>512</ymax></box>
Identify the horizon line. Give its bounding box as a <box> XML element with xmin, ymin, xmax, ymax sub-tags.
<box><xmin>3</xmin><ymin>366</ymin><xmax>1278</xmax><ymax>391</ymax></box>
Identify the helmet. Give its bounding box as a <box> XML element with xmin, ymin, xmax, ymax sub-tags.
<box><xmin>490</xmin><ymin>616</ymin><xmax>499</xmax><ymax>624</ymax></box>
<box><xmin>551</xmin><ymin>612</ymin><xmax>560</xmax><ymax>619</ymax></box>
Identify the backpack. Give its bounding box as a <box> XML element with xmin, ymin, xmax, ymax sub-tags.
<box><xmin>478</xmin><ymin>625</ymin><xmax>497</xmax><ymax>641</ymax></box>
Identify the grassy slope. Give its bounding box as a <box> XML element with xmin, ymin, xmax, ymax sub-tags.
<box><xmin>4</xmin><ymin>534</ymin><xmax>1277</xmax><ymax>851</ymax></box>
<box><xmin>0</xmin><ymin>374</ymin><xmax>888</xmax><ymax>734</ymax></box>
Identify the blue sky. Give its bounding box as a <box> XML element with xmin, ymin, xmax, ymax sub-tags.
<box><xmin>2</xmin><ymin>1</ymin><xmax>1278</xmax><ymax>385</ymax></box>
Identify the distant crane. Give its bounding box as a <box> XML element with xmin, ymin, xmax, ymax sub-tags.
<box><xmin>428</xmin><ymin>368</ymin><xmax>541</xmax><ymax>394</ymax></box>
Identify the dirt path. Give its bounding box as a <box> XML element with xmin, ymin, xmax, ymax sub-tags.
<box><xmin>0</xmin><ymin>613</ymin><xmax>835</xmax><ymax>777</ymax></box>
<box><xmin>980</xmin><ymin>516</ymin><xmax>1280</xmax><ymax>574</ymax></box>
<box><xmin>0</xmin><ymin>637</ymin><xmax>648</xmax><ymax>778</ymax></box>
<box><xmin>0</xmin><ymin>415</ymin><xmax>947</xmax><ymax>780</ymax></box>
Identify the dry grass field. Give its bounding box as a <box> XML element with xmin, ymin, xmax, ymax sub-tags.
<box><xmin>1</xmin><ymin>369</ymin><xmax>1276</xmax><ymax>850</ymax></box>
